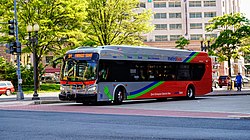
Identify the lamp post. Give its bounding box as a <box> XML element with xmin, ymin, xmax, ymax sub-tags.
<box><xmin>206</xmin><ymin>36</ymin><xmax>211</xmax><ymax>52</ymax></box>
<box><xmin>228</xmin><ymin>44</ymin><xmax>233</xmax><ymax>78</ymax></box>
<box><xmin>27</xmin><ymin>23</ymin><xmax>40</xmax><ymax>100</ymax></box>
<box><xmin>199</xmin><ymin>37</ymin><xmax>204</xmax><ymax>51</ymax></box>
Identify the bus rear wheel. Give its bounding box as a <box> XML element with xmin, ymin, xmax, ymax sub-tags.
<box><xmin>186</xmin><ymin>86</ymin><xmax>195</xmax><ymax>99</ymax></box>
<box><xmin>114</xmin><ymin>88</ymin><xmax>124</xmax><ymax>105</ymax></box>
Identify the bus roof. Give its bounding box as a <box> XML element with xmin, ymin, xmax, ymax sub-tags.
<box><xmin>66</xmin><ymin>45</ymin><xmax>208</xmax><ymax>63</ymax></box>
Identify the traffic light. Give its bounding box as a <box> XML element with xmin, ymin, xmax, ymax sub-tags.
<box><xmin>16</xmin><ymin>41</ymin><xmax>21</xmax><ymax>54</ymax></box>
<box><xmin>8</xmin><ymin>19</ymin><xmax>15</xmax><ymax>36</ymax></box>
<box><xmin>6</xmin><ymin>42</ymin><xmax>15</xmax><ymax>54</ymax></box>
<box><xmin>5</xmin><ymin>41</ymin><xmax>21</xmax><ymax>54</ymax></box>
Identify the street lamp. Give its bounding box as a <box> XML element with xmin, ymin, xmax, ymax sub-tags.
<box><xmin>199</xmin><ymin>37</ymin><xmax>205</xmax><ymax>51</ymax></box>
<box><xmin>206</xmin><ymin>36</ymin><xmax>211</xmax><ymax>52</ymax></box>
<box><xmin>27</xmin><ymin>23</ymin><xmax>40</xmax><ymax>100</ymax></box>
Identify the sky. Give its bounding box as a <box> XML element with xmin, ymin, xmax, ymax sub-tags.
<box><xmin>240</xmin><ymin>0</ymin><xmax>250</xmax><ymax>19</ymax></box>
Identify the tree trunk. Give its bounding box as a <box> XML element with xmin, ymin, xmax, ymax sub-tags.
<box><xmin>228</xmin><ymin>56</ymin><xmax>231</xmax><ymax>77</ymax></box>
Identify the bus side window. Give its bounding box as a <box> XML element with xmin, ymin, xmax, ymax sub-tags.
<box><xmin>140</xmin><ymin>69</ymin><xmax>146</xmax><ymax>80</ymax></box>
<box><xmin>99</xmin><ymin>63</ymin><xmax>109</xmax><ymax>81</ymax></box>
<box><xmin>166</xmin><ymin>74</ymin><xmax>175</xmax><ymax>80</ymax></box>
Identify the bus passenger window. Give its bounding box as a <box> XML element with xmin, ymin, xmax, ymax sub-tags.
<box><xmin>166</xmin><ymin>74</ymin><xmax>174</xmax><ymax>80</ymax></box>
<box><xmin>99</xmin><ymin>63</ymin><xmax>109</xmax><ymax>81</ymax></box>
<box><xmin>140</xmin><ymin>69</ymin><xmax>146</xmax><ymax>80</ymax></box>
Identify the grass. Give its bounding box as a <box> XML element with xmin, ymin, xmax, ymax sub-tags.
<box><xmin>20</xmin><ymin>83</ymin><xmax>60</xmax><ymax>94</ymax></box>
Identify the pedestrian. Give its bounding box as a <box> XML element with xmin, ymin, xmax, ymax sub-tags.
<box><xmin>235</xmin><ymin>73</ymin><xmax>243</xmax><ymax>91</ymax></box>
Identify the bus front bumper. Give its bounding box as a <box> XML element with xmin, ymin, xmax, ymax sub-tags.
<box><xmin>59</xmin><ymin>92</ymin><xmax>97</xmax><ymax>103</ymax></box>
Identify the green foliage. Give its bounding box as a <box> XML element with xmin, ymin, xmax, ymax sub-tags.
<box><xmin>85</xmin><ymin>0</ymin><xmax>154</xmax><ymax>45</ymax></box>
<box><xmin>239</xmin><ymin>37</ymin><xmax>250</xmax><ymax>63</ymax></box>
<box><xmin>175</xmin><ymin>37</ymin><xmax>190</xmax><ymax>49</ymax></box>
<box><xmin>206</xmin><ymin>13</ymin><xmax>250</xmax><ymax>61</ymax></box>
<box><xmin>1</xmin><ymin>0</ymin><xmax>89</xmax><ymax>90</ymax></box>
<box><xmin>21</xmin><ymin>65</ymin><xmax>35</xmax><ymax>85</ymax></box>
<box><xmin>1</xmin><ymin>0</ymin><xmax>88</xmax><ymax>82</ymax></box>
<box><xmin>0</xmin><ymin>57</ymin><xmax>16</xmax><ymax>81</ymax></box>
<box><xmin>22</xmin><ymin>84</ymin><xmax>60</xmax><ymax>93</ymax></box>
<box><xmin>206</xmin><ymin>13</ymin><xmax>250</xmax><ymax>76</ymax></box>
<box><xmin>0</xmin><ymin>57</ymin><xmax>34</xmax><ymax>89</ymax></box>
<box><xmin>1</xmin><ymin>0</ymin><xmax>154</xmax><ymax>87</ymax></box>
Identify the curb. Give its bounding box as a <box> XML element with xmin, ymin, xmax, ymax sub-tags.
<box><xmin>32</xmin><ymin>100</ymin><xmax>73</xmax><ymax>105</ymax></box>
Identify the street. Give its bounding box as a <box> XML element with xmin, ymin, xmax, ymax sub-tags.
<box><xmin>0</xmin><ymin>88</ymin><xmax>250</xmax><ymax>140</ymax></box>
<box><xmin>1</xmin><ymin>110</ymin><xmax>250</xmax><ymax>140</ymax></box>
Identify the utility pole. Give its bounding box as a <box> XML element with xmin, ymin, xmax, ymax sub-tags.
<box><xmin>14</xmin><ymin>0</ymin><xmax>24</xmax><ymax>100</ymax></box>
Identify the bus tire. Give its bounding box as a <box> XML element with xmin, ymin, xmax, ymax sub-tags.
<box><xmin>186</xmin><ymin>86</ymin><xmax>195</xmax><ymax>99</ymax></box>
<box><xmin>114</xmin><ymin>88</ymin><xmax>124</xmax><ymax>105</ymax></box>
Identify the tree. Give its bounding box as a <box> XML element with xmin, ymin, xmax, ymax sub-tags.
<box><xmin>1</xmin><ymin>0</ymin><xmax>88</xmax><ymax>87</ymax></box>
<box><xmin>175</xmin><ymin>36</ymin><xmax>190</xmax><ymax>49</ymax></box>
<box><xmin>0</xmin><ymin>57</ymin><xmax>16</xmax><ymax>81</ymax></box>
<box><xmin>85</xmin><ymin>0</ymin><xmax>154</xmax><ymax>45</ymax></box>
<box><xmin>0</xmin><ymin>57</ymin><xmax>34</xmax><ymax>89</ymax></box>
<box><xmin>206</xmin><ymin>13</ymin><xmax>250</xmax><ymax>77</ymax></box>
<box><xmin>239</xmin><ymin>37</ymin><xmax>250</xmax><ymax>63</ymax></box>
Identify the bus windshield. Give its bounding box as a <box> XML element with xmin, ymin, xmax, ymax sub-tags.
<box><xmin>61</xmin><ymin>59</ymin><xmax>97</xmax><ymax>81</ymax></box>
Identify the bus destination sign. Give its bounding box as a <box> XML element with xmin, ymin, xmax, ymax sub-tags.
<box><xmin>67</xmin><ymin>53</ymin><xmax>93</xmax><ymax>59</ymax></box>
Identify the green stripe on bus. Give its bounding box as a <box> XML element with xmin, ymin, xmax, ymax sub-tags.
<box><xmin>104</xmin><ymin>86</ymin><xmax>113</xmax><ymax>99</ymax></box>
<box><xmin>186</xmin><ymin>52</ymin><xmax>199</xmax><ymax>63</ymax></box>
<box><xmin>127</xmin><ymin>81</ymin><xmax>164</xmax><ymax>99</ymax></box>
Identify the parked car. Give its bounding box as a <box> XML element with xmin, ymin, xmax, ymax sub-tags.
<box><xmin>242</xmin><ymin>76</ymin><xmax>250</xmax><ymax>83</ymax></box>
<box><xmin>0</xmin><ymin>81</ymin><xmax>15</xmax><ymax>96</ymax></box>
<box><xmin>218</xmin><ymin>76</ymin><xmax>230</xmax><ymax>88</ymax></box>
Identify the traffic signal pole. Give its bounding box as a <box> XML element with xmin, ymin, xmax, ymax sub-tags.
<box><xmin>14</xmin><ymin>0</ymin><xmax>24</xmax><ymax>100</ymax></box>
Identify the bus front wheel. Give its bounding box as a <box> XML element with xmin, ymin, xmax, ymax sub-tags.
<box><xmin>114</xmin><ymin>88</ymin><xmax>124</xmax><ymax>105</ymax></box>
<box><xmin>186</xmin><ymin>86</ymin><xmax>195</xmax><ymax>99</ymax></box>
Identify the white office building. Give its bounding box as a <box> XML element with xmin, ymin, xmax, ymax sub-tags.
<box><xmin>138</xmin><ymin>0</ymin><xmax>240</xmax><ymax>50</ymax></box>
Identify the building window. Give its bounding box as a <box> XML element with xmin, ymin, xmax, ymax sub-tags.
<box><xmin>205</xmin><ymin>23</ymin><xmax>213</xmax><ymax>27</ymax></box>
<box><xmin>155</xmin><ymin>24</ymin><xmax>167</xmax><ymax>30</ymax></box>
<box><xmin>169</xmin><ymin>24</ymin><xmax>182</xmax><ymax>30</ymax></box>
<box><xmin>139</xmin><ymin>2</ymin><xmax>146</xmax><ymax>8</ymax></box>
<box><xmin>141</xmin><ymin>36</ymin><xmax>147</xmax><ymax>42</ymax></box>
<box><xmin>154</xmin><ymin>2</ymin><xmax>166</xmax><ymax>8</ymax></box>
<box><xmin>189</xmin><ymin>12</ymin><xmax>202</xmax><ymax>18</ymax></box>
<box><xmin>204</xmin><ymin>12</ymin><xmax>216</xmax><ymax>18</ymax></box>
<box><xmin>190</xmin><ymin>34</ymin><xmax>202</xmax><ymax>40</ymax></box>
<box><xmin>169</xmin><ymin>1</ymin><xmax>181</xmax><ymax>7</ymax></box>
<box><xmin>155</xmin><ymin>35</ymin><xmax>168</xmax><ymax>41</ymax></box>
<box><xmin>190</xmin><ymin>23</ymin><xmax>203</xmax><ymax>29</ymax></box>
<box><xmin>204</xmin><ymin>0</ymin><xmax>216</xmax><ymax>7</ymax></box>
<box><xmin>154</xmin><ymin>13</ymin><xmax>167</xmax><ymax>19</ymax></box>
<box><xmin>205</xmin><ymin>34</ymin><xmax>217</xmax><ymax>38</ymax></box>
<box><xmin>189</xmin><ymin>1</ymin><xmax>201</xmax><ymax>7</ymax></box>
<box><xmin>170</xmin><ymin>35</ymin><xmax>181</xmax><ymax>41</ymax></box>
<box><xmin>46</xmin><ymin>56</ymin><xmax>53</xmax><ymax>64</ymax></box>
<box><xmin>169</xmin><ymin>13</ymin><xmax>181</xmax><ymax>18</ymax></box>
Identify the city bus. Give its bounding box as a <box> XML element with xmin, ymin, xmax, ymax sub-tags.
<box><xmin>59</xmin><ymin>45</ymin><xmax>212</xmax><ymax>104</ymax></box>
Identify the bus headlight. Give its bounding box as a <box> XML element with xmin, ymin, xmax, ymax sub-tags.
<box><xmin>60</xmin><ymin>86</ymin><xmax>65</xmax><ymax>91</ymax></box>
<box><xmin>87</xmin><ymin>85</ymin><xmax>97</xmax><ymax>93</ymax></box>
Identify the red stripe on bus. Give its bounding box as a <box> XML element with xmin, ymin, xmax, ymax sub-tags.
<box><xmin>60</xmin><ymin>80</ymin><xmax>96</xmax><ymax>85</ymax></box>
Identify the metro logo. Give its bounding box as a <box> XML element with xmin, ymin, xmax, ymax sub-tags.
<box><xmin>168</xmin><ymin>56</ymin><xmax>183</xmax><ymax>61</ymax></box>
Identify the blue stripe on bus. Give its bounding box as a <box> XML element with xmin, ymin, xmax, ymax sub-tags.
<box><xmin>183</xmin><ymin>52</ymin><xmax>196</xmax><ymax>63</ymax></box>
<box><xmin>130</xmin><ymin>81</ymin><xmax>159</xmax><ymax>95</ymax></box>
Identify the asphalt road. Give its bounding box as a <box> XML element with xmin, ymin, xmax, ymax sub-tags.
<box><xmin>1</xmin><ymin>110</ymin><xmax>250</xmax><ymax>140</ymax></box>
<box><xmin>1</xmin><ymin>88</ymin><xmax>250</xmax><ymax>140</ymax></box>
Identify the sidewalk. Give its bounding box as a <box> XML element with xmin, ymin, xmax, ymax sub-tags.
<box><xmin>0</xmin><ymin>92</ymin><xmax>60</xmax><ymax>105</ymax></box>
<box><xmin>0</xmin><ymin>88</ymin><xmax>250</xmax><ymax>105</ymax></box>
<box><xmin>207</xmin><ymin>87</ymin><xmax>250</xmax><ymax>96</ymax></box>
